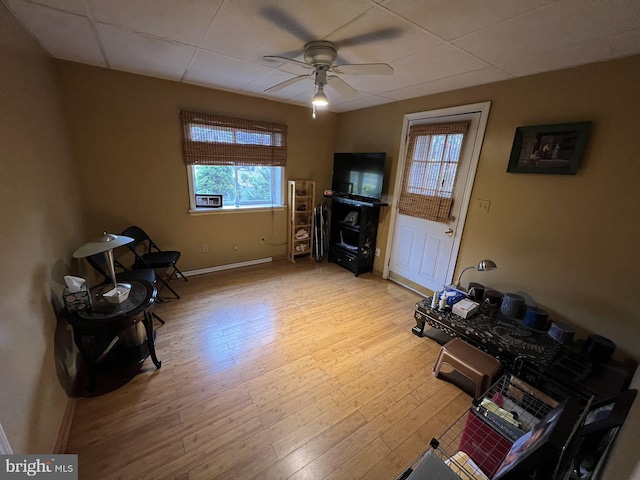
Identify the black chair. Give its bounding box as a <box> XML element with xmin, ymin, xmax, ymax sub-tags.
<box><xmin>85</xmin><ymin>253</ymin><xmax>165</xmax><ymax>325</ymax></box>
<box><xmin>121</xmin><ymin>226</ymin><xmax>187</xmax><ymax>299</ymax></box>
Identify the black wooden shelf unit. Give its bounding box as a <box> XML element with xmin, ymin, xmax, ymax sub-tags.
<box><xmin>327</xmin><ymin>195</ymin><xmax>387</xmax><ymax>276</ymax></box>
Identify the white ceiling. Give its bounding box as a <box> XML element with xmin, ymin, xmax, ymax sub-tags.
<box><xmin>3</xmin><ymin>0</ymin><xmax>640</xmax><ymax>113</ymax></box>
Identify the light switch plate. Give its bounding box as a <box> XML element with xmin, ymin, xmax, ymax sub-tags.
<box><xmin>476</xmin><ymin>199</ymin><xmax>491</xmax><ymax>213</ymax></box>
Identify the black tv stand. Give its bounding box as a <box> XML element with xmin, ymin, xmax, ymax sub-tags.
<box><xmin>327</xmin><ymin>195</ymin><xmax>387</xmax><ymax>276</ymax></box>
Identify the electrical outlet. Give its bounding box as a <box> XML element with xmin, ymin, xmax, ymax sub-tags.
<box><xmin>233</xmin><ymin>244</ymin><xmax>239</xmax><ymax>251</ymax></box>
<box><xmin>375</xmin><ymin>248</ymin><xmax>381</xmax><ymax>257</ymax></box>
<box><xmin>260</xmin><ymin>237</ymin><xmax>266</xmax><ymax>244</ymax></box>
<box><xmin>476</xmin><ymin>199</ymin><xmax>491</xmax><ymax>214</ymax></box>
<box><xmin>201</xmin><ymin>244</ymin><xmax>208</xmax><ymax>253</ymax></box>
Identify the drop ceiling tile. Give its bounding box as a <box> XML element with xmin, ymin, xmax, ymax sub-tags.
<box><xmin>325</xmin><ymin>6</ymin><xmax>443</xmax><ymax>64</ymax></box>
<box><xmin>96</xmin><ymin>23</ymin><xmax>195</xmax><ymax>80</ymax></box>
<box><xmin>199</xmin><ymin>0</ymin><xmax>372</xmax><ymax>64</ymax></box>
<box><xmin>385</xmin><ymin>66</ymin><xmax>512</xmax><ymax>101</ymax></box>
<box><xmin>347</xmin><ymin>43</ymin><xmax>491</xmax><ymax>94</ymax></box>
<box><xmin>385</xmin><ymin>0</ymin><xmax>555</xmax><ymax>41</ymax></box>
<box><xmin>607</xmin><ymin>29</ymin><xmax>640</xmax><ymax>59</ymax></box>
<box><xmin>3</xmin><ymin>0</ymin><xmax>105</xmax><ymax>66</ymax></box>
<box><xmin>328</xmin><ymin>94</ymin><xmax>395</xmax><ymax>113</ymax></box>
<box><xmin>454</xmin><ymin>0</ymin><xmax>640</xmax><ymax>66</ymax></box>
<box><xmin>87</xmin><ymin>0</ymin><xmax>222</xmax><ymax>46</ymax></box>
<box><xmin>25</xmin><ymin>0</ymin><xmax>85</xmax><ymax>15</ymax></box>
<box><xmin>183</xmin><ymin>49</ymin><xmax>272</xmax><ymax>91</ymax></box>
<box><xmin>498</xmin><ymin>28</ymin><xmax>640</xmax><ymax>77</ymax></box>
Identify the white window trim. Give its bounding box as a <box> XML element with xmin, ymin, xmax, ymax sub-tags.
<box><xmin>186</xmin><ymin>165</ymin><xmax>286</xmax><ymax>215</ymax></box>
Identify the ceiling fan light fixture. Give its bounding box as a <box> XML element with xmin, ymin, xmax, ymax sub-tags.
<box><xmin>264</xmin><ymin>39</ymin><xmax>393</xmax><ymax>113</ymax></box>
<box><xmin>312</xmin><ymin>84</ymin><xmax>329</xmax><ymax>107</ymax></box>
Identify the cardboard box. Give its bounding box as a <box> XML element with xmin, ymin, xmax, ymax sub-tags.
<box><xmin>452</xmin><ymin>298</ymin><xmax>480</xmax><ymax>318</ymax></box>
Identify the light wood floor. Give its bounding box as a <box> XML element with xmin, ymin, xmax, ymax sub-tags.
<box><xmin>65</xmin><ymin>259</ymin><xmax>471</xmax><ymax>480</ymax></box>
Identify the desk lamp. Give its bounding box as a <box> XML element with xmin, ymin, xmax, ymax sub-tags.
<box><xmin>454</xmin><ymin>259</ymin><xmax>497</xmax><ymax>289</ymax></box>
<box><xmin>73</xmin><ymin>232</ymin><xmax>134</xmax><ymax>303</ymax></box>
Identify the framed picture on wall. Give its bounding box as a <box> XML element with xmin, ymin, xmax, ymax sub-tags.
<box><xmin>507</xmin><ymin>121</ymin><xmax>591</xmax><ymax>175</ymax></box>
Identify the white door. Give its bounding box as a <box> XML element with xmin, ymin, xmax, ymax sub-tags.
<box><xmin>386</xmin><ymin>103</ymin><xmax>490</xmax><ymax>292</ymax></box>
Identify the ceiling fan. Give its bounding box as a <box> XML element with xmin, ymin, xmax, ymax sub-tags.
<box><xmin>264</xmin><ymin>40</ymin><xmax>394</xmax><ymax>112</ymax></box>
<box><xmin>258</xmin><ymin>6</ymin><xmax>399</xmax><ymax>116</ymax></box>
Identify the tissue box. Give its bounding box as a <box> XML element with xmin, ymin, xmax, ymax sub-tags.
<box><xmin>443</xmin><ymin>285</ymin><xmax>468</xmax><ymax>307</ymax></box>
<box><xmin>63</xmin><ymin>287</ymin><xmax>91</xmax><ymax>312</ymax></box>
<box><xmin>452</xmin><ymin>298</ymin><xmax>480</xmax><ymax>318</ymax></box>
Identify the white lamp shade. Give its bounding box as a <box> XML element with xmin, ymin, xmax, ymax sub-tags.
<box><xmin>73</xmin><ymin>233</ymin><xmax>134</xmax><ymax>258</ymax></box>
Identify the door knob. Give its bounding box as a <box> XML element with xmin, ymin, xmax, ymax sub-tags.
<box><xmin>444</xmin><ymin>228</ymin><xmax>454</xmax><ymax>237</ymax></box>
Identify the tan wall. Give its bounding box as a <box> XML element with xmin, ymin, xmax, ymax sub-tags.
<box><xmin>53</xmin><ymin>62</ymin><xmax>337</xmax><ymax>271</ymax></box>
<box><xmin>0</xmin><ymin>4</ymin><xmax>84</xmax><ymax>453</ymax></box>
<box><xmin>336</xmin><ymin>55</ymin><xmax>640</xmax><ymax>361</ymax></box>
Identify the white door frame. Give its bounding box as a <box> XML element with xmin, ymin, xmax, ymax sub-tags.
<box><xmin>382</xmin><ymin>102</ymin><xmax>491</xmax><ymax>285</ymax></box>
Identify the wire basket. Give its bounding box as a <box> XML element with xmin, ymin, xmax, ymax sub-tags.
<box><xmin>423</xmin><ymin>374</ymin><xmax>564</xmax><ymax>479</ymax></box>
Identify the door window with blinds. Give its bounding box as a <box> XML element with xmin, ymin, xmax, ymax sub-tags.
<box><xmin>398</xmin><ymin>121</ymin><xmax>470</xmax><ymax>224</ymax></box>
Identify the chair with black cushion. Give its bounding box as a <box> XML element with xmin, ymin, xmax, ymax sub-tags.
<box><xmin>121</xmin><ymin>226</ymin><xmax>187</xmax><ymax>299</ymax></box>
<box><xmin>85</xmin><ymin>253</ymin><xmax>165</xmax><ymax>325</ymax></box>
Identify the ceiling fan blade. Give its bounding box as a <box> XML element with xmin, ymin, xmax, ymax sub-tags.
<box><xmin>265</xmin><ymin>75</ymin><xmax>310</xmax><ymax>93</ymax></box>
<box><xmin>263</xmin><ymin>55</ymin><xmax>312</xmax><ymax>70</ymax></box>
<box><xmin>332</xmin><ymin>63</ymin><xmax>394</xmax><ymax>76</ymax></box>
<box><xmin>334</xmin><ymin>27</ymin><xmax>404</xmax><ymax>48</ymax></box>
<box><xmin>260</xmin><ymin>6</ymin><xmax>314</xmax><ymax>42</ymax></box>
<box><xmin>327</xmin><ymin>76</ymin><xmax>358</xmax><ymax>99</ymax></box>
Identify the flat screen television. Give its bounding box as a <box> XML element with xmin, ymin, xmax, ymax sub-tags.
<box><xmin>331</xmin><ymin>152</ymin><xmax>386</xmax><ymax>201</ymax></box>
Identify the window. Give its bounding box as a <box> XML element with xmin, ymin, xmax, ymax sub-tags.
<box><xmin>180</xmin><ymin>111</ymin><xmax>287</xmax><ymax>211</ymax></box>
<box><xmin>398</xmin><ymin>121</ymin><xmax>470</xmax><ymax>223</ymax></box>
<box><xmin>407</xmin><ymin>133</ymin><xmax>464</xmax><ymax>197</ymax></box>
<box><xmin>189</xmin><ymin>164</ymin><xmax>284</xmax><ymax>208</ymax></box>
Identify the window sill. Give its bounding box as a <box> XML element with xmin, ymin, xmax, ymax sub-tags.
<box><xmin>188</xmin><ymin>205</ymin><xmax>286</xmax><ymax>216</ymax></box>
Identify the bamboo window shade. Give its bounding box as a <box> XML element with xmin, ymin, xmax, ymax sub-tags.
<box><xmin>398</xmin><ymin>121</ymin><xmax>470</xmax><ymax>224</ymax></box>
<box><xmin>180</xmin><ymin>110</ymin><xmax>287</xmax><ymax>167</ymax></box>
